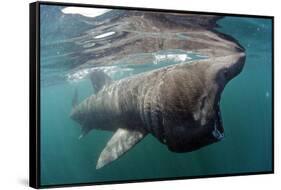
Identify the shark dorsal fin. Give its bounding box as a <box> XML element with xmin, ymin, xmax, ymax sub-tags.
<box><xmin>90</xmin><ymin>70</ymin><xmax>112</xmax><ymax>92</ymax></box>
<box><xmin>96</xmin><ymin>128</ymin><xmax>146</xmax><ymax>169</ymax></box>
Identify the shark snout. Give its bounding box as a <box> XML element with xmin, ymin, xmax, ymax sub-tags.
<box><xmin>236</xmin><ymin>52</ymin><xmax>246</xmax><ymax>73</ymax></box>
<box><xmin>223</xmin><ymin>52</ymin><xmax>246</xmax><ymax>82</ymax></box>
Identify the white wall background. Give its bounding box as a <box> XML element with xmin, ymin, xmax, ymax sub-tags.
<box><xmin>0</xmin><ymin>0</ymin><xmax>279</xmax><ymax>189</ymax></box>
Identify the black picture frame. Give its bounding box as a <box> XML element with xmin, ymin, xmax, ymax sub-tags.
<box><xmin>30</xmin><ymin>1</ymin><xmax>274</xmax><ymax>189</ymax></box>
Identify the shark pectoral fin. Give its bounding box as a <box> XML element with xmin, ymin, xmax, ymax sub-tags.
<box><xmin>90</xmin><ymin>70</ymin><xmax>112</xmax><ymax>92</ymax></box>
<box><xmin>96</xmin><ymin>128</ymin><xmax>146</xmax><ymax>169</ymax></box>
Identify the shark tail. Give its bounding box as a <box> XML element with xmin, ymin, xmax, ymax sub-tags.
<box><xmin>72</xmin><ymin>87</ymin><xmax>78</xmax><ymax>108</ymax></box>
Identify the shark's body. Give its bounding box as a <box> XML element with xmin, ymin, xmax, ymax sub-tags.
<box><xmin>68</xmin><ymin>11</ymin><xmax>247</xmax><ymax>169</ymax></box>
<box><xmin>70</xmin><ymin>52</ymin><xmax>245</xmax><ymax>169</ymax></box>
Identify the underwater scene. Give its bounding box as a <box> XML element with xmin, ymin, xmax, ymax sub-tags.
<box><xmin>39</xmin><ymin>5</ymin><xmax>273</xmax><ymax>186</ymax></box>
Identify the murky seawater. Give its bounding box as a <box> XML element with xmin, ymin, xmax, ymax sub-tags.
<box><xmin>40</xmin><ymin>5</ymin><xmax>272</xmax><ymax>186</ymax></box>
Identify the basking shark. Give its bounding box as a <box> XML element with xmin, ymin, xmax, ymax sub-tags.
<box><xmin>64</xmin><ymin>10</ymin><xmax>247</xmax><ymax>169</ymax></box>
<box><xmin>70</xmin><ymin>52</ymin><xmax>245</xmax><ymax>169</ymax></box>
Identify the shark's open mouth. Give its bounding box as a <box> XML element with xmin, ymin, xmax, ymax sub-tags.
<box><xmin>212</xmin><ymin>104</ymin><xmax>224</xmax><ymax>140</ymax></box>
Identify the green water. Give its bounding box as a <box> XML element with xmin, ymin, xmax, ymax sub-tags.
<box><xmin>40</xmin><ymin>7</ymin><xmax>273</xmax><ymax>186</ymax></box>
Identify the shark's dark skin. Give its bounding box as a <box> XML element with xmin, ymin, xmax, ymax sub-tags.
<box><xmin>66</xmin><ymin>11</ymin><xmax>247</xmax><ymax>169</ymax></box>
<box><xmin>71</xmin><ymin>53</ymin><xmax>245</xmax><ymax>168</ymax></box>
